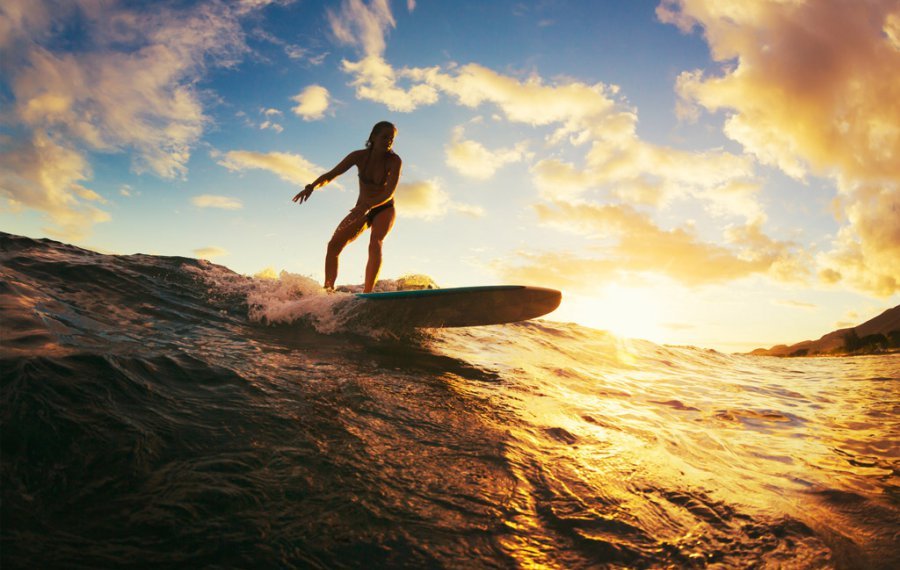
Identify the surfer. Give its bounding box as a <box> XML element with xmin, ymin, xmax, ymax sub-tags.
<box><xmin>292</xmin><ymin>121</ymin><xmax>402</xmax><ymax>293</ymax></box>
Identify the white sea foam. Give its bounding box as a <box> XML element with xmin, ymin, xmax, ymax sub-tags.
<box><xmin>246</xmin><ymin>272</ymin><xmax>357</xmax><ymax>334</ymax></box>
<box><xmin>186</xmin><ymin>262</ymin><xmax>441</xmax><ymax>335</ymax></box>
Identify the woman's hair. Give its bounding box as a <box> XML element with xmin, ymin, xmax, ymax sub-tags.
<box><xmin>365</xmin><ymin>121</ymin><xmax>397</xmax><ymax>148</ymax></box>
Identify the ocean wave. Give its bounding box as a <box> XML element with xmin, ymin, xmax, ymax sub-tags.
<box><xmin>2</xmin><ymin>232</ymin><xmax>898</xmax><ymax>568</ymax></box>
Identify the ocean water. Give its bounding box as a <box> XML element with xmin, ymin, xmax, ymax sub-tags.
<box><xmin>1</xmin><ymin>231</ymin><xmax>898</xmax><ymax>569</ymax></box>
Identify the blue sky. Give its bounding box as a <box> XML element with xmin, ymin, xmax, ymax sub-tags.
<box><xmin>2</xmin><ymin>0</ymin><xmax>899</xmax><ymax>351</ymax></box>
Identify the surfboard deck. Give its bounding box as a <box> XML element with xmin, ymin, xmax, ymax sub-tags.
<box><xmin>355</xmin><ymin>285</ymin><xmax>562</xmax><ymax>328</ymax></box>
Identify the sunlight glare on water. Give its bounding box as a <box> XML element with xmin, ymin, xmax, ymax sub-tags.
<box><xmin>430</xmin><ymin>324</ymin><xmax>899</xmax><ymax>568</ymax></box>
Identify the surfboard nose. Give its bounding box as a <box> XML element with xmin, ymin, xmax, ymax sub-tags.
<box><xmin>523</xmin><ymin>286</ymin><xmax>562</xmax><ymax>319</ymax></box>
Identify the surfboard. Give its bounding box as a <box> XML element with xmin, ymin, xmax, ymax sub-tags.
<box><xmin>354</xmin><ymin>285</ymin><xmax>562</xmax><ymax>328</ymax></box>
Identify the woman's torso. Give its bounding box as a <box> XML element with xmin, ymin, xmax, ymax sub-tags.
<box><xmin>355</xmin><ymin>148</ymin><xmax>397</xmax><ymax>209</ymax></box>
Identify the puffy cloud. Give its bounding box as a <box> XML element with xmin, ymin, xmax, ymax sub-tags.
<box><xmin>660</xmin><ymin>0</ymin><xmax>900</xmax><ymax>294</ymax></box>
<box><xmin>417</xmin><ymin>63</ymin><xmax>618</xmax><ymax>138</ymax></box>
<box><xmin>216</xmin><ymin>150</ymin><xmax>322</xmax><ymax>185</ymax></box>
<box><xmin>341</xmin><ymin>55</ymin><xmax>439</xmax><ymax>112</ymax></box>
<box><xmin>816</xmin><ymin>181</ymin><xmax>900</xmax><ymax>295</ymax></box>
<box><xmin>291</xmin><ymin>85</ymin><xmax>331</xmax><ymax>121</ymax></box>
<box><xmin>394</xmin><ymin>179</ymin><xmax>482</xmax><ymax>219</ymax></box>
<box><xmin>0</xmin><ymin>0</ymin><xmax>254</xmax><ymax>239</ymax></box>
<box><xmin>444</xmin><ymin>126</ymin><xmax>528</xmax><ymax>180</ymax></box>
<box><xmin>192</xmin><ymin>194</ymin><xmax>243</xmax><ymax>210</ymax></box>
<box><xmin>394</xmin><ymin>180</ymin><xmax>447</xmax><ymax>218</ymax></box>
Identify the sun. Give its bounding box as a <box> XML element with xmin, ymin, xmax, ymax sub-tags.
<box><xmin>554</xmin><ymin>284</ymin><xmax>668</xmax><ymax>343</ymax></box>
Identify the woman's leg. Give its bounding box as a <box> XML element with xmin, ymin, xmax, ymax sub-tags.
<box><xmin>364</xmin><ymin>206</ymin><xmax>396</xmax><ymax>292</ymax></box>
<box><xmin>325</xmin><ymin>210</ymin><xmax>367</xmax><ymax>289</ymax></box>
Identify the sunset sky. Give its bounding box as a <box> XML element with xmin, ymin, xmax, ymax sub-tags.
<box><xmin>2</xmin><ymin>0</ymin><xmax>899</xmax><ymax>351</ymax></box>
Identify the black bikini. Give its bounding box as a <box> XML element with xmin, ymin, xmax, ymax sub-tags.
<box><xmin>366</xmin><ymin>200</ymin><xmax>394</xmax><ymax>225</ymax></box>
<box><xmin>359</xmin><ymin>148</ymin><xmax>394</xmax><ymax>225</ymax></box>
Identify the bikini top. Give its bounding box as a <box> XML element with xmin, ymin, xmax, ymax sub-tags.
<box><xmin>358</xmin><ymin>147</ymin><xmax>392</xmax><ymax>186</ymax></box>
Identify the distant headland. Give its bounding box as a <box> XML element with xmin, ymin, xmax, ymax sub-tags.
<box><xmin>750</xmin><ymin>305</ymin><xmax>900</xmax><ymax>357</ymax></box>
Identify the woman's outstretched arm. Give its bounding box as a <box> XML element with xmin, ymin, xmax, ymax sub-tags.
<box><xmin>292</xmin><ymin>150</ymin><xmax>361</xmax><ymax>204</ymax></box>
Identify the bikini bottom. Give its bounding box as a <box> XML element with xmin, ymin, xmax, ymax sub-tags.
<box><xmin>366</xmin><ymin>199</ymin><xmax>395</xmax><ymax>225</ymax></box>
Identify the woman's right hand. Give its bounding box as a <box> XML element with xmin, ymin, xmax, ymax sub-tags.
<box><xmin>293</xmin><ymin>184</ymin><xmax>314</xmax><ymax>204</ymax></box>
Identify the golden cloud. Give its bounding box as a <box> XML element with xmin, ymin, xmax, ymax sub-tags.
<box><xmin>0</xmin><ymin>132</ymin><xmax>109</xmax><ymax>240</ymax></box>
<box><xmin>393</xmin><ymin>179</ymin><xmax>482</xmax><ymax>220</ymax></box>
<box><xmin>505</xmin><ymin>201</ymin><xmax>807</xmax><ymax>290</ymax></box>
<box><xmin>444</xmin><ymin>126</ymin><xmax>528</xmax><ymax>180</ymax></box>
<box><xmin>661</xmin><ymin>0</ymin><xmax>900</xmax><ymax>294</ymax></box>
<box><xmin>217</xmin><ymin>150</ymin><xmax>322</xmax><ymax>186</ymax></box>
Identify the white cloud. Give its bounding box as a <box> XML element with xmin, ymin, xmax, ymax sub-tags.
<box><xmin>327</xmin><ymin>0</ymin><xmax>395</xmax><ymax>56</ymax></box>
<box><xmin>192</xmin><ymin>194</ymin><xmax>243</xmax><ymax>210</ymax></box>
<box><xmin>260</xmin><ymin>121</ymin><xmax>284</xmax><ymax>133</ymax></box>
<box><xmin>342</xmin><ymin>55</ymin><xmax>439</xmax><ymax>112</ymax></box>
<box><xmin>291</xmin><ymin>85</ymin><xmax>331</xmax><ymax>121</ymax></box>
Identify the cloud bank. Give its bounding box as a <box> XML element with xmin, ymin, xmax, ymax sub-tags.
<box><xmin>0</xmin><ymin>0</ymin><xmax>255</xmax><ymax>239</ymax></box>
<box><xmin>323</xmin><ymin>0</ymin><xmax>802</xmax><ymax>292</ymax></box>
<box><xmin>660</xmin><ymin>0</ymin><xmax>900</xmax><ymax>295</ymax></box>
<box><xmin>329</xmin><ymin>0</ymin><xmax>896</xmax><ymax>295</ymax></box>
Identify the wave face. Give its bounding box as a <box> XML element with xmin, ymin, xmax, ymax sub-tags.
<box><xmin>2</xmin><ymin>232</ymin><xmax>898</xmax><ymax>569</ymax></box>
